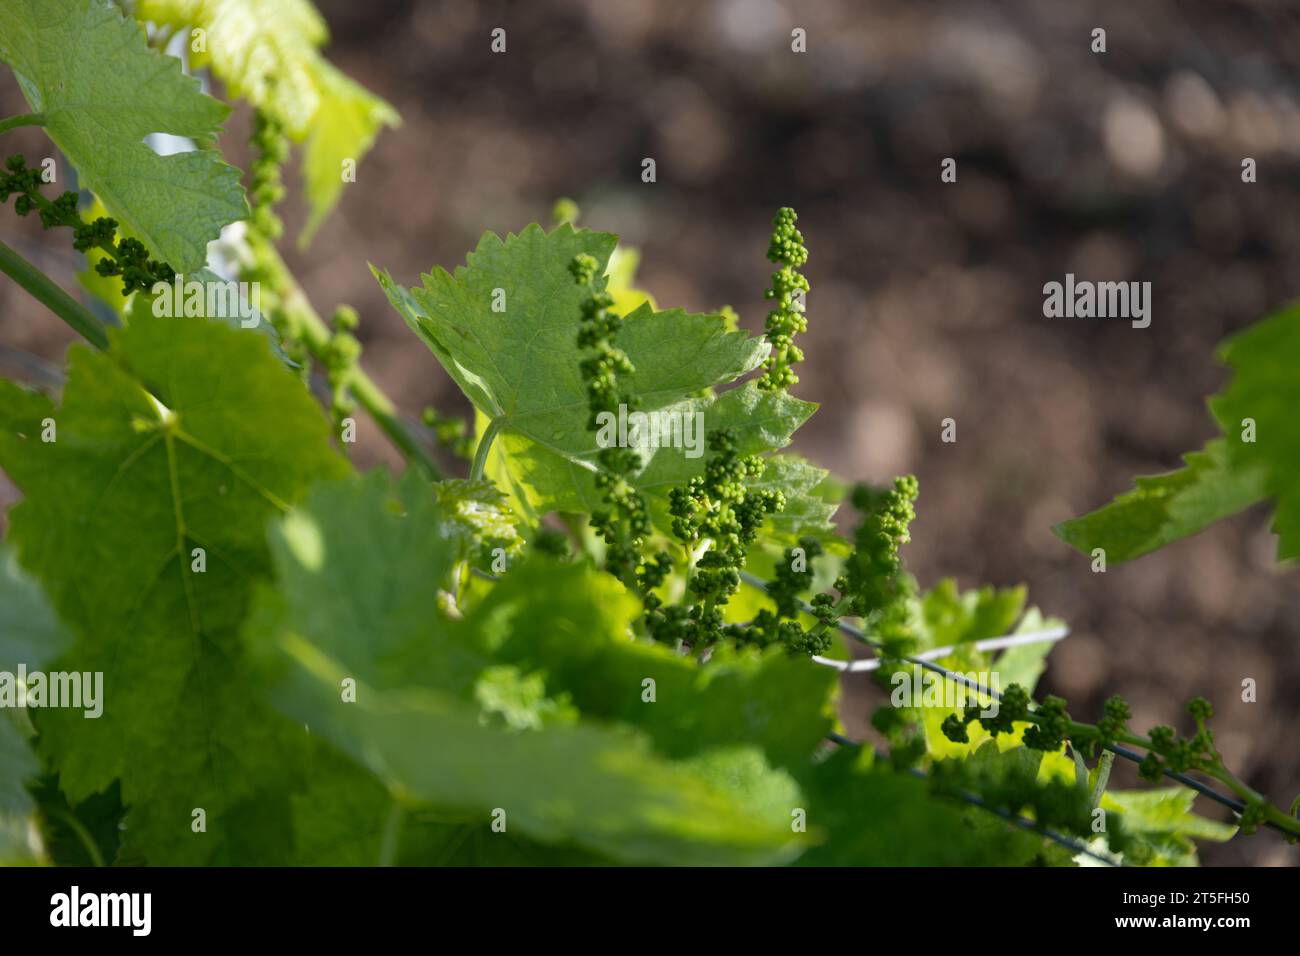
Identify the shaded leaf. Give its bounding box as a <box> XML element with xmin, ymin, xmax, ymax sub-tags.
<box><xmin>0</xmin><ymin>314</ymin><xmax>347</xmax><ymax>863</ymax></box>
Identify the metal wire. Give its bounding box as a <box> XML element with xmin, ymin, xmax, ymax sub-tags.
<box><xmin>472</xmin><ymin>564</ymin><xmax>1277</xmax><ymax>839</ymax></box>
<box><xmin>823</xmin><ymin>732</ymin><xmax>1122</xmax><ymax>866</ymax></box>
<box><xmin>736</xmin><ymin>570</ymin><xmax>1285</xmax><ymax>836</ymax></box>
<box><xmin>811</xmin><ymin>625</ymin><xmax>1070</xmax><ymax>673</ymax></box>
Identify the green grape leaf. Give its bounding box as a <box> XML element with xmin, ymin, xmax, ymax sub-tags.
<box><xmin>298</xmin><ymin>66</ymin><xmax>397</xmax><ymax>244</ymax></box>
<box><xmin>0</xmin><ymin>717</ymin><xmax>36</xmax><ymax>824</ymax></box>
<box><xmin>1101</xmin><ymin>788</ymin><xmax>1235</xmax><ymax>865</ymax></box>
<box><xmin>993</xmin><ymin>606</ymin><xmax>1062</xmax><ymax>692</ymax></box>
<box><xmin>1209</xmin><ymin>306</ymin><xmax>1300</xmax><ymax>561</ymax></box>
<box><xmin>271</xmin><ymin>472</ymin><xmax>833</xmax><ymax>772</ymax></box>
<box><xmin>916</xmin><ymin>578</ymin><xmax>1027</xmax><ymax>651</ymax></box>
<box><xmin>909</xmin><ymin>582</ymin><xmax>1066</xmax><ymax>759</ymax></box>
<box><xmin>1058</xmin><ymin>305</ymin><xmax>1300</xmax><ymax>565</ymax></box>
<box><xmin>288</xmin><ymin>743</ymin><xmax>610</xmax><ymax>865</ymax></box>
<box><xmin>606</xmin><ymin>246</ymin><xmax>656</xmax><ymax>315</ymax></box>
<box><xmin>794</xmin><ymin>747</ymin><xmax>1043</xmax><ymax>865</ymax></box>
<box><xmin>0</xmin><ymin>0</ymin><xmax>248</xmax><ymax>272</ymax></box>
<box><xmin>0</xmin><ymin>545</ymin><xmax>71</xmax><ymax>695</ymax></box>
<box><xmin>254</xmin><ymin>471</ymin><xmax>466</xmax><ymax>690</ymax></box>
<box><xmin>374</xmin><ymin>225</ymin><xmax>765</xmax><ymax>425</ymax></box>
<box><xmin>0</xmin><ymin>313</ymin><xmax>348</xmax><ymax>864</ymax></box>
<box><xmin>0</xmin><ymin>543</ymin><xmax>73</xmax><ymax>861</ymax></box>
<box><xmin>746</xmin><ymin>455</ymin><xmax>840</xmax><ymax>546</ymax></box>
<box><xmin>375</xmin><ymin>226</ymin><xmax>833</xmax><ymax>538</ymax></box>
<box><xmin>275</xmin><ymin>655</ymin><xmax>805</xmax><ymax>865</ymax></box>
<box><xmin>123</xmin><ymin>266</ymin><xmax>292</xmax><ymax>365</ymax></box>
<box><xmin>1054</xmin><ymin>440</ymin><xmax>1266</xmax><ymax>565</ymax></box>
<box><xmin>253</xmin><ymin>472</ymin><xmax>808</xmax><ymax>865</ymax></box>
<box><xmin>137</xmin><ymin>0</ymin><xmax>399</xmax><ymax>244</ymax></box>
<box><xmin>460</xmin><ymin>559</ymin><xmax>837</xmax><ymax>771</ymax></box>
<box><xmin>431</xmin><ymin>477</ymin><xmax>523</xmax><ymax>563</ymax></box>
<box><xmin>493</xmin><ymin>382</ymin><xmax>821</xmax><ymax>530</ymax></box>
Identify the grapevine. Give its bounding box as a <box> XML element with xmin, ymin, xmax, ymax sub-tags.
<box><xmin>0</xmin><ymin>0</ymin><xmax>1295</xmax><ymax>878</ymax></box>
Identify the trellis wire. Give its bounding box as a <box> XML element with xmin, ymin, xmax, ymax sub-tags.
<box><xmin>469</xmin><ymin>564</ymin><xmax>1279</xmax><ymax>840</ymax></box>
<box><xmin>736</xmin><ymin>570</ymin><xmax>1288</xmax><ymax>837</ymax></box>
<box><xmin>810</xmin><ymin>624</ymin><xmax>1070</xmax><ymax>673</ymax></box>
<box><xmin>824</xmin><ymin>731</ymin><xmax>1121</xmax><ymax>866</ymax></box>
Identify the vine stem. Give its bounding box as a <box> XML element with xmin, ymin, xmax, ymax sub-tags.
<box><xmin>471</xmin><ymin>417</ymin><xmax>503</xmax><ymax>481</ymax></box>
<box><xmin>0</xmin><ymin>239</ymin><xmax>110</xmax><ymax>350</ymax></box>
<box><xmin>47</xmin><ymin>807</ymin><xmax>105</xmax><ymax>867</ymax></box>
<box><xmin>1110</xmin><ymin>728</ymin><xmax>1299</xmax><ymax>838</ymax></box>
<box><xmin>0</xmin><ymin>113</ymin><xmax>44</xmax><ymax>135</ymax></box>
<box><xmin>448</xmin><ymin>417</ymin><xmax>504</xmax><ymax>602</ymax></box>
<box><xmin>254</xmin><ymin>242</ymin><xmax>444</xmax><ymax>480</ymax></box>
<box><xmin>2</xmin><ymin>221</ymin><xmax>443</xmax><ymax>480</ymax></box>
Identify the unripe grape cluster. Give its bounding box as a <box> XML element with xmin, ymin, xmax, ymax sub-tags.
<box><xmin>1</xmin><ymin>154</ymin><xmax>175</xmax><ymax>296</ymax></box>
<box><xmin>571</xmin><ymin>253</ymin><xmax>635</xmax><ymax>429</ymax></box>
<box><xmin>652</xmin><ymin>428</ymin><xmax>785</xmax><ymax>649</ymax></box>
<box><xmin>757</xmin><ymin>207</ymin><xmax>810</xmax><ymax>391</ymax></box>
<box><xmin>421</xmin><ymin>405</ymin><xmax>473</xmax><ymax>460</ymax></box>
<box><xmin>1136</xmin><ymin>696</ymin><xmax>1221</xmax><ymax>780</ymax></box>
<box><xmin>241</xmin><ymin>112</ymin><xmax>310</xmax><ymax>373</ymax></box>
<box><xmin>939</xmin><ymin>682</ymin><xmax>1245</xmax><ymax>823</ymax></box>
<box><xmin>249</xmin><ymin>111</ymin><xmax>289</xmax><ymax>243</ymax></box>
<box><xmin>570</xmin><ymin>252</ymin><xmax>660</xmax><ymax>586</ymax></box>
<box><xmin>837</xmin><ymin>477</ymin><xmax>919</xmax><ymax>620</ymax></box>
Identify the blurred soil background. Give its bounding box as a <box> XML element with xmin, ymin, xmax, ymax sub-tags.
<box><xmin>2</xmin><ymin>0</ymin><xmax>1299</xmax><ymax>864</ymax></box>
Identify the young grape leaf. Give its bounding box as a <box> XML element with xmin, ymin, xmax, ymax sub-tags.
<box><xmin>0</xmin><ymin>0</ymin><xmax>248</xmax><ymax>272</ymax></box>
<box><xmin>136</xmin><ymin>0</ymin><xmax>400</xmax><ymax>244</ymax></box>
<box><xmin>1054</xmin><ymin>440</ymin><xmax>1266</xmax><ymax>565</ymax></box>
<box><xmin>252</xmin><ymin>471</ymin><xmax>465</xmax><ymax>690</ymax></box>
<box><xmin>491</xmin><ymin>381</ymin><xmax>823</xmax><ymax>531</ymax></box>
<box><xmin>744</xmin><ymin>455</ymin><xmax>840</xmax><ymax>545</ymax></box>
<box><xmin>27</xmin><ymin>775</ymin><xmax>125</xmax><ymax>866</ymax></box>
<box><xmin>0</xmin><ymin>313</ymin><xmax>348</xmax><ymax>864</ymax></box>
<box><xmin>252</xmin><ymin>471</ymin><xmax>809</xmax><ymax>865</ymax></box>
<box><xmin>992</xmin><ymin>606</ymin><xmax>1060</xmax><ymax>692</ymax></box>
<box><xmin>123</xmin><ymin>266</ymin><xmax>293</xmax><ymax>365</ymax></box>
<box><xmin>431</xmin><ymin>477</ymin><xmax>524</xmax><ymax>565</ymax></box>
<box><xmin>1101</xmin><ymin>788</ymin><xmax>1235</xmax><ymax>866</ymax></box>
<box><xmin>374</xmin><ymin>225</ymin><xmax>765</xmax><ymax>427</ymax></box>
<box><xmin>374</xmin><ymin>231</ymin><xmax>833</xmax><ymax>536</ymax></box>
<box><xmin>917</xmin><ymin>578</ymin><xmax>1027</xmax><ymax>651</ymax></box>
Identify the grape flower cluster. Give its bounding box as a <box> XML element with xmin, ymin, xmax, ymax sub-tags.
<box><xmin>643</xmin><ymin>428</ymin><xmax>785</xmax><ymax>650</ymax></box>
<box><xmin>241</xmin><ymin>112</ymin><xmax>310</xmax><ymax>375</ymax></box>
<box><xmin>757</xmin><ymin>207</ymin><xmax>810</xmax><ymax>391</ymax></box>
<box><xmin>1</xmin><ymin>154</ymin><xmax>175</xmax><ymax>295</ymax></box>
<box><xmin>570</xmin><ymin>252</ymin><xmax>659</xmax><ymax>588</ymax></box>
